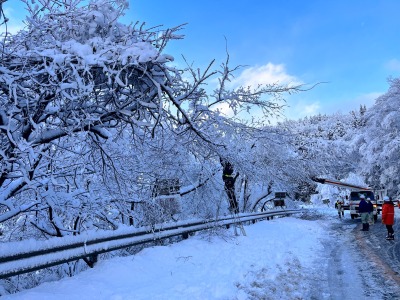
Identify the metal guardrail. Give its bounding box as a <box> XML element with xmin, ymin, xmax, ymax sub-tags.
<box><xmin>0</xmin><ymin>209</ymin><xmax>301</xmax><ymax>279</ymax></box>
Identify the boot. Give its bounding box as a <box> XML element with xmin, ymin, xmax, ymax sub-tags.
<box><xmin>386</xmin><ymin>233</ymin><xmax>394</xmax><ymax>240</ymax></box>
<box><xmin>365</xmin><ymin>223</ymin><xmax>369</xmax><ymax>231</ymax></box>
<box><xmin>361</xmin><ymin>223</ymin><xmax>367</xmax><ymax>231</ymax></box>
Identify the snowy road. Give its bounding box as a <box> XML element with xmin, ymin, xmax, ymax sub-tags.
<box><xmin>304</xmin><ymin>210</ymin><xmax>400</xmax><ymax>300</ymax></box>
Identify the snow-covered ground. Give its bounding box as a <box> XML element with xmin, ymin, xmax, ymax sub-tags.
<box><xmin>3</xmin><ymin>207</ymin><xmax>400</xmax><ymax>299</ymax></box>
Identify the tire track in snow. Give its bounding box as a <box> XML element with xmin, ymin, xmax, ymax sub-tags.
<box><xmin>299</xmin><ymin>210</ymin><xmax>400</xmax><ymax>299</ymax></box>
<box><xmin>354</xmin><ymin>220</ymin><xmax>400</xmax><ymax>298</ymax></box>
<box><xmin>306</xmin><ymin>218</ymin><xmax>365</xmax><ymax>300</ymax></box>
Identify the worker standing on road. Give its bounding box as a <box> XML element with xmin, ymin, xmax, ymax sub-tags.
<box><xmin>336</xmin><ymin>200</ymin><xmax>344</xmax><ymax>218</ymax></box>
<box><xmin>366</xmin><ymin>197</ymin><xmax>374</xmax><ymax>225</ymax></box>
<box><xmin>382</xmin><ymin>196</ymin><xmax>395</xmax><ymax>240</ymax></box>
<box><xmin>359</xmin><ymin>195</ymin><xmax>369</xmax><ymax>231</ymax></box>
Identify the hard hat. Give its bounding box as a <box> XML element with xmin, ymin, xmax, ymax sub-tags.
<box><xmin>360</xmin><ymin>195</ymin><xmax>365</xmax><ymax>199</ymax></box>
<box><xmin>384</xmin><ymin>196</ymin><xmax>390</xmax><ymax>201</ymax></box>
<box><xmin>366</xmin><ymin>197</ymin><xmax>371</xmax><ymax>200</ymax></box>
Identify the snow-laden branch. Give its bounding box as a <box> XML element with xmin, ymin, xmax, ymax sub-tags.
<box><xmin>0</xmin><ymin>201</ymin><xmax>41</xmax><ymax>223</ymax></box>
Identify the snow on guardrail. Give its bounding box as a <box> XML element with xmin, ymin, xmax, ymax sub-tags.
<box><xmin>0</xmin><ymin>209</ymin><xmax>301</xmax><ymax>279</ymax></box>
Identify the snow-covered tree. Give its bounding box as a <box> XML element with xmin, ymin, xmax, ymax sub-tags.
<box><xmin>0</xmin><ymin>0</ymin><xmax>305</xmax><ymax>241</ymax></box>
<box><xmin>356</xmin><ymin>77</ymin><xmax>400</xmax><ymax>195</ymax></box>
<box><xmin>280</xmin><ymin>111</ymin><xmax>362</xmax><ymax>199</ymax></box>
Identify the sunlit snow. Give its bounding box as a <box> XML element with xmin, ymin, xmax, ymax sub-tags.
<box><xmin>2</xmin><ymin>208</ymin><xmax>357</xmax><ymax>300</ymax></box>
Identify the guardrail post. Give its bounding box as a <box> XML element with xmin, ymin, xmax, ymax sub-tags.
<box><xmin>83</xmin><ymin>254</ymin><xmax>98</xmax><ymax>268</ymax></box>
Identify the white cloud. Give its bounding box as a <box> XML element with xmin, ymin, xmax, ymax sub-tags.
<box><xmin>283</xmin><ymin>91</ymin><xmax>382</xmax><ymax>121</ymax></box>
<box><xmin>210</xmin><ymin>62</ymin><xmax>383</xmax><ymax>122</ymax></box>
<box><xmin>228</xmin><ymin>63</ymin><xmax>302</xmax><ymax>89</ymax></box>
<box><xmin>1</xmin><ymin>6</ymin><xmax>26</xmax><ymax>34</ymax></box>
<box><xmin>213</xmin><ymin>102</ymin><xmax>233</xmax><ymax>117</ymax></box>
<box><xmin>303</xmin><ymin>102</ymin><xmax>321</xmax><ymax>115</ymax></box>
<box><xmin>385</xmin><ymin>59</ymin><xmax>400</xmax><ymax>72</ymax></box>
<box><xmin>351</xmin><ymin>92</ymin><xmax>381</xmax><ymax>109</ymax></box>
<box><xmin>282</xmin><ymin>100</ymin><xmax>321</xmax><ymax>121</ymax></box>
<box><xmin>209</xmin><ymin>62</ymin><xmax>302</xmax><ymax>118</ymax></box>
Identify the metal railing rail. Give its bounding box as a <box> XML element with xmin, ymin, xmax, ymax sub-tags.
<box><xmin>0</xmin><ymin>209</ymin><xmax>301</xmax><ymax>279</ymax></box>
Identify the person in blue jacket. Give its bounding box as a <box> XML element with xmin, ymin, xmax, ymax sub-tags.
<box><xmin>358</xmin><ymin>194</ymin><xmax>370</xmax><ymax>231</ymax></box>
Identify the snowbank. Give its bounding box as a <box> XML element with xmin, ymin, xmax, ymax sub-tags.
<box><xmin>3</xmin><ymin>215</ymin><xmax>327</xmax><ymax>300</ymax></box>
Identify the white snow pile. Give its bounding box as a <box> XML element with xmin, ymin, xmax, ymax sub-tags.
<box><xmin>3</xmin><ymin>213</ymin><xmax>327</xmax><ymax>300</ymax></box>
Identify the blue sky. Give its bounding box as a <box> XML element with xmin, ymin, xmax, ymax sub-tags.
<box><xmin>3</xmin><ymin>0</ymin><xmax>400</xmax><ymax>120</ymax></box>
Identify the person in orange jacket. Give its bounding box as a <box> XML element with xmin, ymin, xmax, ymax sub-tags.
<box><xmin>382</xmin><ymin>196</ymin><xmax>395</xmax><ymax>240</ymax></box>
